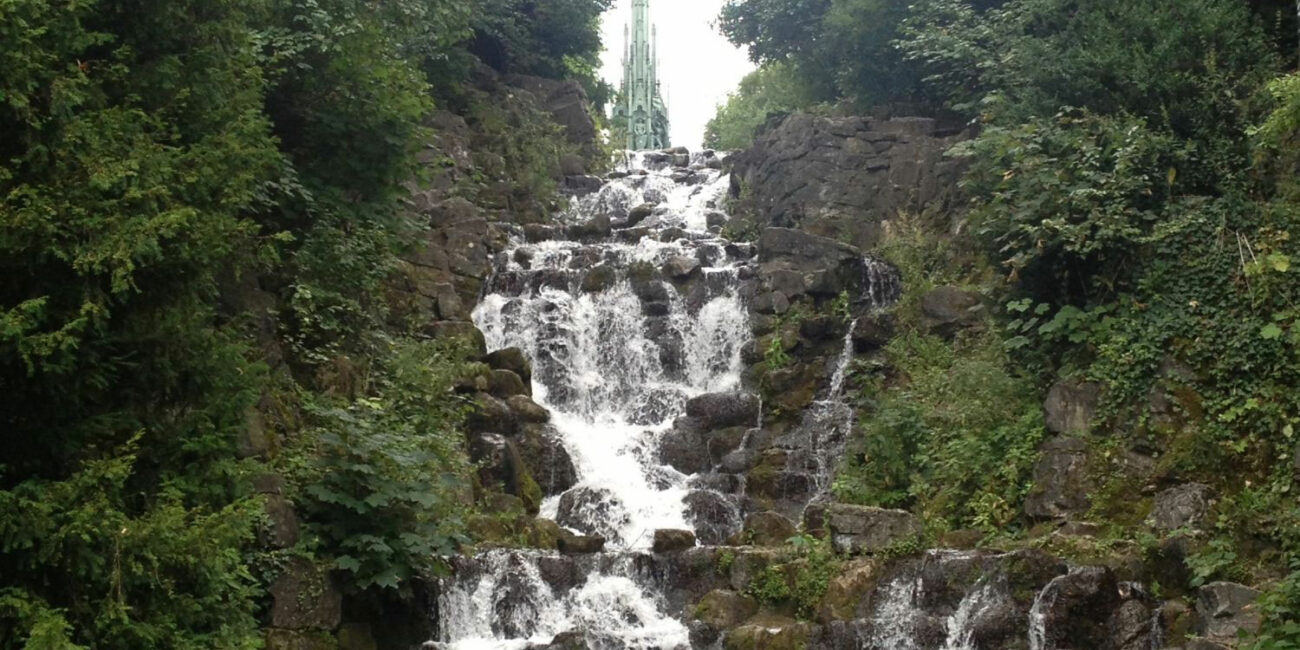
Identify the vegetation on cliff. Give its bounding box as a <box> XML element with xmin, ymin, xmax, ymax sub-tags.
<box><xmin>0</xmin><ymin>0</ymin><xmax>607</xmax><ymax>646</ymax></box>
<box><xmin>719</xmin><ymin>0</ymin><xmax>1300</xmax><ymax>643</ymax></box>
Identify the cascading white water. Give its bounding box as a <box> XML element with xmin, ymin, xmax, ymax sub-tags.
<box><xmin>439</xmin><ymin>151</ymin><xmax>750</xmax><ymax>649</ymax></box>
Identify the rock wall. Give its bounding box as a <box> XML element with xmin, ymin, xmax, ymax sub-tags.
<box><xmin>727</xmin><ymin>113</ymin><xmax>968</xmax><ymax>250</ymax></box>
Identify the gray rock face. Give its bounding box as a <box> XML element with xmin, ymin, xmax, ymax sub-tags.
<box><xmin>684</xmin><ymin>392</ymin><xmax>761</xmax><ymax>430</ymax></box>
<box><xmin>826</xmin><ymin>504</ymin><xmax>921</xmax><ymax>555</ymax></box>
<box><xmin>1044</xmin><ymin>379</ymin><xmax>1103</xmax><ymax>435</ymax></box>
<box><xmin>729</xmin><ymin>113</ymin><xmax>967</xmax><ymax>251</ymax></box>
<box><xmin>1025</xmin><ymin>436</ymin><xmax>1093</xmax><ymax>520</ymax></box>
<box><xmin>1148</xmin><ymin>483</ymin><xmax>1211</xmax><ymax>531</ymax></box>
<box><xmin>692</xmin><ymin>590</ymin><xmax>758</xmax><ymax>630</ymax></box>
<box><xmin>469</xmin><ymin>432</ymin><xmax>539</xmax><ymax>514</ymax></box>
<box><xmin>1197</xmin><ymin>582</ymin><xmax>1261</xmax><ymax>642</ymax></box>
<box><xmin>919</xmin><ymin>285</ymin><xmax>982</xmax><ymax>337</ymax></box>
<box><xmin>659</xmin><ymin>419</ymin><xmax>711</xmax><ymax>475</ymax></box>
<box><xmin>754</xmin><ymin>228</ymin><xmax>900</xmax><ymax>309</ymax></box>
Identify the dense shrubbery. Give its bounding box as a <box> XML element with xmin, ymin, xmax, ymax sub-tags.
<box><xmin>703</xmin><ymin>62</ymin><xmax>817</xmax><ymax>150</ymax></box>
<box><xmin>0</xmin><ymin>0</ymin><xmax>605</xmax><ymax>645</ymax></box>
<box><xmin>718</xmin><ymin>0</ymin><xmax>1300</xmax><ymax>641</ymax></box>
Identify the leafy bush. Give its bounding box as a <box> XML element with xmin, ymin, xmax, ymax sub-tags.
<box><xmin>295</xmin><ymin>338</ymin><xmax>474</xmax><ymax>592</ymax></box>
<box><xmin>0</xmin><ymin>443</ymin><xmax>261</xmax><ymax>649</ymax></box>
<box><xmin>835</xmin><ymin>331</ymin><xmax>1044</xmax><ymax>531</ymax></box>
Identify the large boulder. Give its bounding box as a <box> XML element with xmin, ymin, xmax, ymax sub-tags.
<box><xmin>485</xmin><ymin>347</ymin><xmax>533</xmax><ymax>384</ymax></box>
<box><xmin>1197</xmin><ymin>582</ymin><xmax>1261</xmax><ymax>643</ymax></box>
<box><xmin>685</xmin><ymin>392</ymin><xmax>762</xmax><ymax>430</ymax></box>
<box><xmin>919</xmin><ymin>286</ymin><xmax>982</xmax><ymax>337</ymax></box>
<box><xmin>1044</xmin><ymin>379</ymin><xmax>1103</xmax><ymax>435</ymax></box>
<box><xmin>556</xmin><ymin>486</ymin><xmax>630</xmax><ymax>542</ymax></box>
<box><xmin>826</xmin><ymin>504</ymin><xmax>921</xmax><ymax>555</ymax></box>
<box><xmin>652</xmin><ymin>529</ymin><xmax>697</xmax><ymax>553</ymax></box>
<box><xmin>1024</xmin><ymin>436</ymin><xmax>1093</xmax><ymax>520</ymax></box>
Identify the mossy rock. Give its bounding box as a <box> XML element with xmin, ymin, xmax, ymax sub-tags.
<box><xmin>722</xmin><ymin>619</ymin><xmax>813</xmax><ymax>650</ymax></box>
<box><xmin>692</xmin><ymin>590</ymin><xmax>758</xmax><ymax>629</ymax></box>
<box><xmin>817</xmin><ymin>559</ymin><xmax>880</xmax><ymax>623</ymax></box>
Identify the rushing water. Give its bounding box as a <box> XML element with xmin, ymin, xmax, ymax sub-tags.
<box><xmin>440</xmin><ymin>151</ymin><xmax>748</xmax><ymax>649</ymax></box>
<box><xmin>435</xmin><ymin>150</ymin><xmax>1094</xmax><ymax>650</ymax></box>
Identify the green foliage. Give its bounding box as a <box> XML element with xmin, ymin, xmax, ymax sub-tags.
<box><xmin>0</xmin><ymin>443</ymin><xmax>261</xmax><ymax>649</ymax></box>
<box><xmin>295</xmin><ymin>338</ymin><xmax>474</xmax><ymax>592</ymax></box>
<box><xmin>835</xmin><ymin>331</ymin><xmax>1044</xmax><ymax>531</ymax></box>
<box><xmin>954</xmin><ymin>111</ymin><xmax>1183</xmax><ymax>303</ymax></box>
<box><xmin>1</xmin><ymin>0</ymin><xmax>609</xmax><ymax>644</ymax></box>
<box><xmin>744</xmin><ymin>535</ymin><xmax>839</xmax><ymax>619</ymax></box>
<box><xmin>704</xmin><ymin>62</ymin><xmax>818</xmax><ymax>150</ymax></box>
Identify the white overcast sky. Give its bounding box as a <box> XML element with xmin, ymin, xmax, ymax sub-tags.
<box><xmin>598</xmin><ymin>0</ymin><xmax>755</xmax><ymax>149</ymax></box>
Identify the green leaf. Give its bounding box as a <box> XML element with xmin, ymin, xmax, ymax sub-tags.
<box><xmin>1261</xmin><ymin>323</ymin><xmax>1284</xmax><ymax>340</ymax></box>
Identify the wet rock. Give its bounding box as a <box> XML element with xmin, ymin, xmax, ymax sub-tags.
<box><xmin>506</xmin><ymin>394</ymin><xmax>550</xmax><ymax>424</ymax></box>
<box><xmin>851</xmin><ymin>312</ymin><xmax>895</xmax><ymax>351</ymax></box>
<box><xmin>1024</xmin><ymin>436</ymin><xmax>1092</xmax><ymax>520</ymax></box>
<box><xmin>1033</xmin><ymin>566</ymin><xmax>1120</xmax><ymax>649</ymax></box>
<box><xmin>685</xmin><ymin>392</ymin><xmax>761</xmax><ymax>430</ymax></box>
<box><xmin>659</xmin><ymin>421</ymin><xmax>711</xmax><ymax>475</ymax></box>
<box><xmin>535</xmin><ymin>554</ymin><xmax>583</xmax><ymax>593</ymax></box>
<box><xmin>556</xmin><ymin>486</ymin><xmax>630</xmax><ymax>541</ymax></box>
<box><xmin>706</xmin><ymin>211</ymin><xmax>728</xmax><ymax>229</ymax></box>
<box><xmin>566</xmin><ymin>214</ymin><xmax>611</xmax><ymax>241</ymax></box>
<box><xmin>524</xmin><ymin>223</ymin><xmax>561</xmax><ymax>243</ymax></box>
<box><xmin>269</xmin><ymin>556</ymin><xmax>342</xmax><ymax>630</ymax></box>
<box><xmin>1044</xmin><ymin>379</ymin><xmax>1103</xmax><ymax>435</ymax></box>
<box><xmin>1196</xmin><ymin>582</ymin><xmax>1261</xmax><ymax>643</ymax></box>
<box><xmin>734</xmin><ymin>511</ymin><xmax>796</xmax><ymax>546</ymax></box>
<box><xmin>515</xmin><ymin>424</ymin><xmax>576</xmax><ymax>496</ymax></box>
<box><xmin>556</xmin><ymin>533</ymin><xmax>606</xmax><ymax>554</ymax></box>
<box><xmin>826</xmin><ymin>504</ymin><xmax>921</xmax><ymax>555</ymax></box>
<box><xmin>663</xmin><ymin>255</ymin><xmax>701</xmax><ymax>280</ymax></box>
<box><xmin>562</xmin><ymin>174</ymin><xmax>603</xmax><ymax>195</ymax></box>
<box><xmin>470</xmin><ymin>433</ymin><xmax>541</xmax><ymax>514</ymax></box>
<box><xmin>693</xmin><ymin>590</ymin><xmax>758</xmax><ymax>629</ymax></box>
<box><xmin>683</xmin><ymin>490</ymin><xmax>742</xmax><ymax>545</ymax></box>
<box><xmin>489</xmin><ymin>368</ymin><xmax>530</xmax><ymax>397</ymax></box>
<box><xmin>579</xmin><ymin>265</ymin><xmax>617</xmax><ymax>293</ymax></box>
<box><xmin>485</xmin><ymin>347</ymin><xmax>533</xmax><ymax>383</ymax></box>
<box><xmin>525</xmin><ymin>630</ymin><xmax>589</xmax><ymax>650</ymax></box>
<box><xmin>919</xmin><ymin>285</ymin><xmax>982</xmax><ymax>337</ymax></box>
<box><xmin>652</xmin><ymin>529</ymin><xmax>697</xmax><ymax>553</ymax></box>
<box><xmin>626</xmin><ymin>203</ymin><xmax>657</xmax><ymax>227</ymax></box>
<box><xmin>1148</xmin><ymin>483</ymin><xmax>1211</xmax><ymax>532</ymax></box>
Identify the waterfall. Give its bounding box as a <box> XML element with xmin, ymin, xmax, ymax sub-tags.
<box><xmin>440</xmin><ymin>150</ymin><xmax>749</xmax><ymax>649</ymax></box>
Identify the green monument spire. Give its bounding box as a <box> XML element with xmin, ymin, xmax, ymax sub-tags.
<box><xmin>614</xmin><ymin>0</ymin><xmax>670</xmax><ymax>150</ymax></box>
